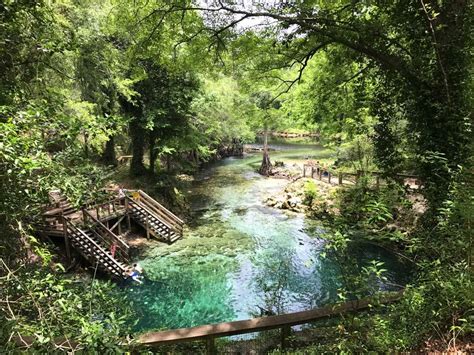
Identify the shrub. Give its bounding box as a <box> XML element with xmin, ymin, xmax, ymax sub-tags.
<box><xmin>303</xmin><ymin>180</ymin><xmax>318</xmax><ymax>206</ymax></box>
<box><xmin>0</xmin><ymin>262</ymin><xmax>135</xmax><ymax>352</ymax></box>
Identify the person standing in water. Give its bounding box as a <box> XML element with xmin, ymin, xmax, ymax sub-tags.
<box><xmin>129</xmin><ymin>263</ymin><xmax>143</xmax><ymax>284</ymax></box>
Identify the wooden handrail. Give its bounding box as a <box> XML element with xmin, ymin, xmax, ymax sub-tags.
<box><xmin>135</xmin><ymin>198</ymin><xmax>182</xmax><ymax>233</ymax></box>
<box><xmin>127</xmin><ymin>197</ymin><xmax>176</xmax><ymax>233</ymax></box>
<box><xmin>302</xmin><ymin>164</ymin><xmax>420</xmax><ymax>189</ymax></box>
<box><xmin>88</xmin><ymin>227</ymin><xmax>129</xmax><ymax>263</ymax></box>
<box><xmin>82</xmin><ymin>196</ymin><xmax>124</xmax><ymax>214</ymax></box>
<box><xmin>64</xmin><ymin>219</ymin><xmax>125</xmax><ymax>276</ymax></box>
<box><xmin>138</xmin><ymin>190</ymin><xmax>184</xmax><ymax>225</ymax></box>
<box><xmin>138</xmin><ymin>191</ymin><xmax>182</xmax><ymax>225</ymax></box>
<box><xmin>139</xmin><ymin>291</ymin><xmax>404</xmax><ymax>346</ymax></box>
<box><xmin>12</xmin><ymin>291</ymin><xmax>404</xmax><ymax>349</ymax></box>
<box><xmin>82</xmin><ymin>209</ymin><xmax>129</xmax><ymax>256</ymax></box>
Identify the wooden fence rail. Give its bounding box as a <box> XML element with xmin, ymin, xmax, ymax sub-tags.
<box><xmin>302</xmin><ymin>165</ymin><xmax>420</xmax><ymax>189</ymax></box>
<box><xmin>11</xmin><ymin>292</ymin><xmax>404</xmax><ymax>351</ymax></box>
<box><xmin>138</xmin><ymin>291</ymin><xmax>404</xmax><ymax>353</ymax></box>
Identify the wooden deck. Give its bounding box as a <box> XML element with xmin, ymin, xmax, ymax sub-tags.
<box><xmin>38</xmin><ymin>189</ymin><xmax>184</xmax><ymax>278</ymax></box>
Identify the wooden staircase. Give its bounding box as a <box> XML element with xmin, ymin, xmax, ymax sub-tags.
<box><xmin>48</xmin><ymin>190</ymin><xmax>75</xmax><ymax>215</ymax></box>
<box><xmin>40</xmin><ymin>189</ymin><xmax>184</xmax><ymax>278</ymax></box>
<box><xmin>126</xmin><ymin>190</ymin><xmax>184</xmax><ymax>243</ymax></box>
<box><xmin>64</xmin><ymin>218</ymin><xmax>129</xmax><ymax>278</ymax></box>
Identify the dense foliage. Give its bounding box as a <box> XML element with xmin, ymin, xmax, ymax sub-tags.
<box><xmin>1</xmin><ymin>0</ymin><xmax>472</xmax><ymax>352</ymax></box>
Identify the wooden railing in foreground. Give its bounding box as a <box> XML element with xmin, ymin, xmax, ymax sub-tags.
<box><xmin>11</xmin><ymin>292</ymin><xmax>403</xmax><ymax>351</ymax></box>
<box><xmin>138</xmin><ymin>291</ymin><xmax>404</xmax><ymax>352</ymax></box>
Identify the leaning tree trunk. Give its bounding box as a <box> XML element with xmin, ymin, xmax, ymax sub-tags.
<box><xmin>258</xmin><ymin>127</ymin><xmax>272</xmax><ymax>176</ymax></box>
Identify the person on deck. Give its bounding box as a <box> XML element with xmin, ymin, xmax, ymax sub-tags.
<box><xmin>118</xmin><ymin>187</ymin><xmax>126</xmax><ymax>198</ymax></box>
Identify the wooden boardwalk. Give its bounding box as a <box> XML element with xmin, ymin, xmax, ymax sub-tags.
<box><xmin>39</xmin><ymin>189</ymin><xmax>184</xmax><ymax>278</ymax></box>
<box><xmin>302</xmin><ymin>164</ymin><xmax>421</xmax><ymax>189</ymax></box>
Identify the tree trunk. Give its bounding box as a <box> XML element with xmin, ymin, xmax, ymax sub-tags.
<box><xmin>149</xmin><ymin>133</ymin><xmax>157</xmax><ymax>174</ymax></box>
<box><xmin>84</xmin><ymin>132</ymin><xmax>89</xmax><ymax>158</ymax></box>
<box><xmin>259</xmin><ymin>128</ymin><xmax>272</xmax><ymax>176</ymax></box>
<box><xmin>410</xmin><ymin>1</ymin><xmax>471</xmax><ymax>216</ymax></box>
<box><xmin>129</xmin><ymin>119</ymin><xmax>147</xmax><ymax>176</ymax></box>
<box><xmin>193</xmin><ymin>149</ymin><xmax>199</xmax><ymax>165</ymax></box>
<box><xmin>102</xmin><ymin>135</ymin><xmax>117</xmax><ymax>166</ymax></box>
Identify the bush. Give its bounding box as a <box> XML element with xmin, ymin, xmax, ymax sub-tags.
<box><xmin>0</xmin><ymin>263</ymin><xmax>135</xmax><ymax>352</ymax></box>
<box><xmin>303</xmin><ymin>180</ymin><xmax>318</xmax><ymax>205</ymax></box>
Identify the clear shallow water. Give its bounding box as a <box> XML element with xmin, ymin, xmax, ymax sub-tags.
<box><xmin>127</xmin><ymin>141</ymin><xmax>409</xmax><ymax>332</ymax></box>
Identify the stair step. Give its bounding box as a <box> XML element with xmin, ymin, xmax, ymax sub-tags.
<box><xmin>128</xmin><ymin>200</ymin><xmax>182</xmax><ymax>243</ymax></box>
<box><xmin>132</xmin><ymin>214</ymin><xmax>171</xmax><ymax>230</ymax></box>
<box><xmin>170</xmin><ymin>235</ymin><xmax>181</xmax><ymax>243</ymax></box>
<box><xmin>134</xmin><ymin>215</ymin><xmax>170</xmax><ymax>229</ymax></box>
<box><xmin>67</xmin><ymin>226</ymin><xmax>127</xmax><ymax>277</ymax></box>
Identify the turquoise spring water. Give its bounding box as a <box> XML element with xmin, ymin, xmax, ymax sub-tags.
<box><xmin>126</xmin><ymin>140</ymin><xmax>409</xmax><ymax>332</ymax></box>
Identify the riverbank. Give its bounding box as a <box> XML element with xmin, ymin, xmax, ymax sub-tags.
<box><xmin>264</xmin><ymin>176</ymin><xmax>339</xmax><ymax>215</ymax></box>
<box><xmin>261</xmin><ymin>157</ymin><xmax>426</xmax><ymax>271</ymax></box>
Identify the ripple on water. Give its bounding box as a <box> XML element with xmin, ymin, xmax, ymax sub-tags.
<box><xmin>128</xmin><ymin>145</ymin><xmax>410</xmax><ymax>331</ymax></box>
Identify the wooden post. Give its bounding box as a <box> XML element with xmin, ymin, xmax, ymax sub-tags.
<box><xmin>146</xmin><ymin>215</ymin><xmax>150</xmax><ymax>239</ymax></box>
<box><xmin>281</xmin><ymin>325</ymin><xmax>291</xmax><ymax>349</ymax></box>
<box><xmin>62</xmin><ymin>216</ymin><xmax>71</xmax><ymax>264</ymax></box>
<box><xmin>318</xmin><ymin>170</ymin><xmax>322</xmax><ymax>180</ymax></box>
<box><xmin>96</xmin><ymin>207</ymin><xmax>100</xmax><ymax>221</ymax></box>
<box><xmin>311</xmin><ymin>167</ymin><xmax>314</xmax><ymax>178</ymax></box>
<box><xmin>328</xmin><ymin>172</ymin><xmax>331</xmax><ymax>184</ymax></box>
<box><xmin>338</xmin><ymin>172</ymin><xmax>343</xmax><ymax>185</ymax></box>
<box><xmin>303</xmin><ymin>165</ymin><xmax>306</xmax><ymax>177</ymax></box>
<box><xmin>118</xmin><ymin>220</ymin><xmax>122</xmax><ymax>235</ymax></box>
<box><xmin>82</xmin><ymin>209</ymin><xmax>87</xmax><ymax>225</ymax></box>
<box><xmin>206</xmin><ymin>337</ymin><xmax>216</xmax><ymax>355</ymax></box>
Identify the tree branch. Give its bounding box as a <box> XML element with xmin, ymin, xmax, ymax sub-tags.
<box><xmin>135</xmin><ymin>2</ymin><xmax>424</xmax><ymax>86</ymax></box>
<box><xmin>338</xmin><ymin>64</ymin><xmax>373</xmax><ymax>88</ymax></box>
<box><xmin>420</xmin><ymin>0</ymin><xmax>450</xmax><ymax>102</ymax></box>
<box><xmin>271</xmin><ymin>41</ymin><xmax>331</xmax><ymax>101</ymax></box>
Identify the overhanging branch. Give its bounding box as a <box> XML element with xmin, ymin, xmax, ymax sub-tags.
<box><xmin>135</xmin><ymin>2</ymin><xmax>424</xmax><ymax>86</ymax></box>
